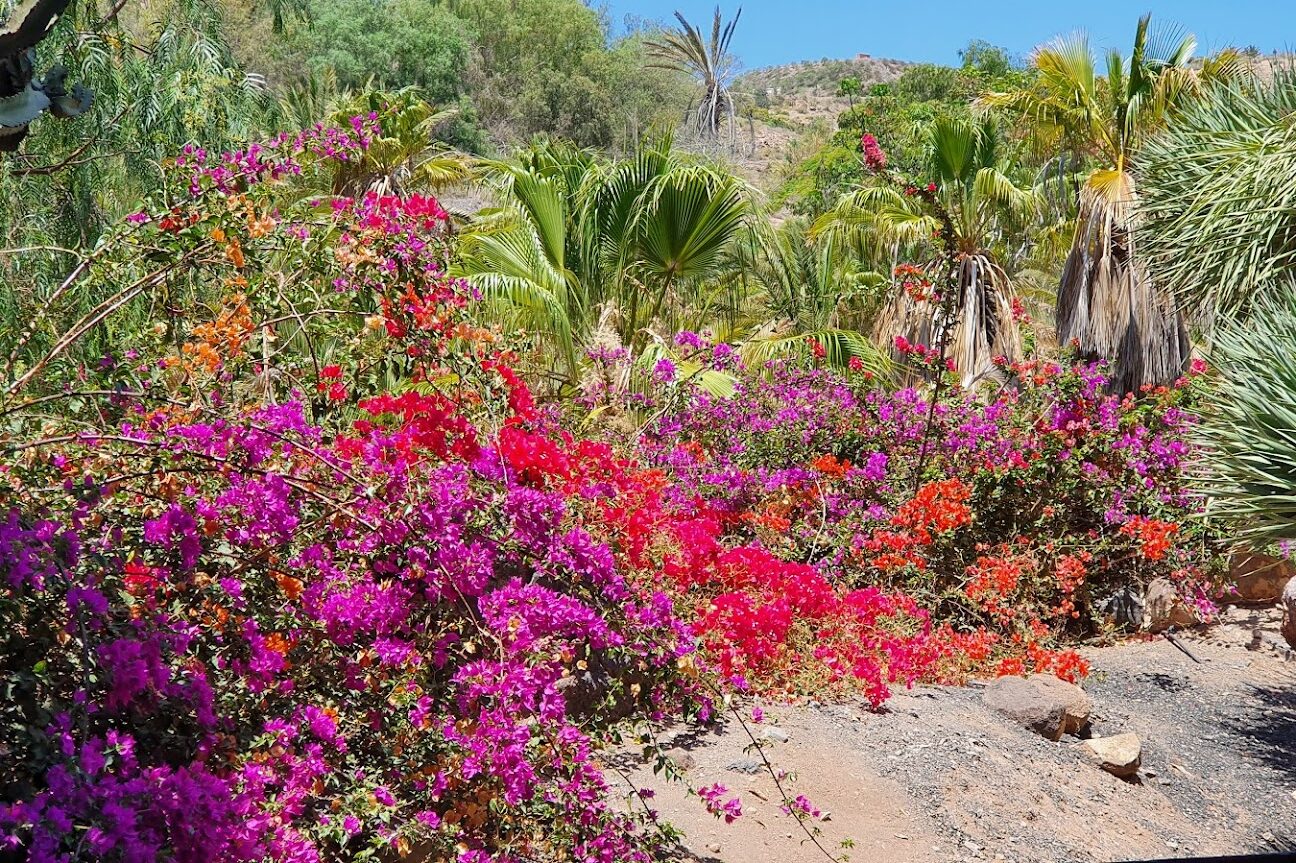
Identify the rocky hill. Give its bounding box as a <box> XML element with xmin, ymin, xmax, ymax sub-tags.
<box><xmin>736</xmin><ymin>53</ymin><xmax>912</xmax><ymax>125</ymax></box>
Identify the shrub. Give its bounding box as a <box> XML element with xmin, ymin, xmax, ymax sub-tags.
<box><xmin>0</xmin><ymin>121</ymin><xmax>705</xmax><ymax>863</ymax></box>
<box><xmin>623</xmin><ymin>340</ymin><xmax>1224</xmax><ymax>693</ymax></box>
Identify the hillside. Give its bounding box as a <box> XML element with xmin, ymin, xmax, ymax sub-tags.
<box><xmin>708</xmin><ymin>53</ymin><xmax>913</xmax><ymax>192</ymax></box>
<box><xmin>736</xmin><ymin>53</ymin><xmax>913</xmax><ymax>124</ymax></box>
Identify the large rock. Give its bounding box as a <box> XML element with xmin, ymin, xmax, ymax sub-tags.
<box><xmin>1282</xmin><ymin>576</ymin><xmax>1296</xmax><ymax>650</ymax></box>
<box><xmin>1080</xmin><ymin>732</ymin><xmax>1141</xmax><ymax>777</ymax></box>
<box><xmin>1144</xmin><ymin>577</ymin><xmax>1197</xmax><ymax>633</ymax></box>
<box><xmin>983</xmin><ymin>675</ymin><xmax>1091</xmax><ymax>741</ymax></box>
<box><xmin>1031</xmin><ymin>674</ymin><xmax>1092</xmax><ymax>735</ymax></box>
<box><xmin>1227</xmin><ymin>552</ymin><xmax>1294</xmax><ymax>605</ymax></box>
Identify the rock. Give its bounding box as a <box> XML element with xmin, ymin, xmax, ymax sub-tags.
<box><xmin>724</xmin><ymin>757</ymin><xmax>762</xmax><ymax>775</ymax></box>
<box><xmin>1030</xmin><ymin>674</ymin><xmax>1092</xmax><ymax>735</ymax></box>
<box><xmin>760</xmin><ymin>725</ymin><xmax>790</xmax><ymax>744</ymax></box>
<box><xmin>1080</xmin><ymin>732</ymin><xmax>1141</xmax><ymax>777</ymax></box>
<box><xmin>1226</xmin><ymin>552</ymin><xmax>1294</xmax><ymax>605</ymax></box>
<box><xmin>706</xmin><ymin>843</ymin><xmax>721</xmax><ymax>854</ymax></box>
<box><xmin>1282</xmin><ymin>577</ymin><xmax>1296</xmax><ymax>650</ymax></box>
<box><xmin>983</xmin><ymin>676</ymin><xmax>1070</xmax><ymax>741</ymax></box>
<box><xmin>664</xmin><ymin>747</ymin><xmax>694</xmax><ymax>772</ymax></box>
<box><xmin>1144</xmin><ymin>577</ymin><xmax>1198</xmax><ymax>633</ymax></box>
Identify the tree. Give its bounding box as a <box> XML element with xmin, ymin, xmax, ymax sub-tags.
<box><xmin>646</xmin><ymin>6</ymin><xmax>743</xmax><ymax>141</ymax></box>
<box><xmin>838</xmin><ymin>76</ymin><xmax>861</xmax><ymax>109</ymax></box>
<box><xmin>815</xmin><ymin>117</ymin><xmax>1033</xmax><ymax>387</ymax></box>
<box><xmin>1139</xmin><ymin>70</ymin><xmax>1296</xmax><ymax>326</ymax></box>
<box><xmin>275</xmin><ymin>0</ymin><xmax>472</xmax><ymax>102</ymax></box>
<box><xmin>456</xmin><ymin>136</ymin><xmax>755</xmax><ymax>381</ymax></box>
<box><xmin>979</xmin><ymin>16</ymin><xmax>1243</xmax><ymax>393</ymax></box>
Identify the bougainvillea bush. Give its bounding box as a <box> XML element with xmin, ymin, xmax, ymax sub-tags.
<box><xmin>0</xmin><ymin>122</ymin><xmax>717</xmax><ymax>863</ymax></box>
<box><xmin>624</xmin><ymin>338</ymin><xmax>1224</xmax><ymax>696</ymax></box>
<box><xmin>0</xmin><ymin>114</ymin><xmax>1227</xmax><ymax>863</ymax></box>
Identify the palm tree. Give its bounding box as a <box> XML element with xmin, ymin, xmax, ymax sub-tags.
<box><xmin>646</xmin><ymin>7</ymin><xmax>742</xmax><ymax>143</ymax></box>
<box><xmin>978</xmin><ymin>15</ymin><xmax>1242</xmax><ymax>393</ymax></box>
<box><xmin>1197</xmin><ymin>292</ymin><xmax>1296</xmax><ymax>545</ymax></box>
<box><xmin>1139</xmin><ymin>70</ymin><xmax>1296</xmax><ymax>327</ymax></box>
<box><xmin>735</xmin><ymin>218</ymin><xmax>890</xmax><ymax>371</ymax></box>
<box><xmin>455</xmin><ymin>136</ymin><xmax>755</xmax><ymax>383</ymax></box>
<box><xmin>324</xmin><ymin>87</ymin><xmax>472</xmax><ymax>197</ymax></box>
<box><xmin>814</xmin><ymin>117</ymin><xmax>1033</xmax><ymax>388</ymax></box>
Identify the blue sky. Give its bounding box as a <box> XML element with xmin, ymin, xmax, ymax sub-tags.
<box><xmin>604</xmin><ymin>0</ymin><xmax>1296</xmax><ymax>69</ymax></box>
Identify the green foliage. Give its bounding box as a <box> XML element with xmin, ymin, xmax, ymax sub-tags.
<box><xmin>1140</xmin><ymin>71</ymin><xmax>1296</xmax><ymax>324</ymax></box>
<box><xmin>451</xmin><ymin>0</ymin><xmax>688</xmax><ymax>149</ymax></box>
<box><xmin>276</xmin><ymin>0</ymin><xmax>471</xmax><ymax>102</ymax></box>
<box><xmin>1198</xmin><ymin>295</ymin><xmax>1296</xmax><ymax>544</ymax></box>
<box><xmin>456</xmin><ymin>136</ymin><xmax>759</xmax><ymax>380</ymax></box>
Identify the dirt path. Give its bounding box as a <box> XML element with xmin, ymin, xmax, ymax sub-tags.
<box><xmin>614</xmin><ymin>610</ymin><xmax>1296</xmax><ymax>862</ymax></box>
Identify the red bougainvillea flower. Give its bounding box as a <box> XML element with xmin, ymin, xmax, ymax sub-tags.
<box><xmin>860</xmin><ymin>133</ymin><xmax>887</xmax><ymax>172</ymax></box>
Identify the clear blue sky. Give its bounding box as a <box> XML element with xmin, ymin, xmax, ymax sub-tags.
<box><xmin>604</xmin><ymin>0</ymin><xmax>1296</xmax><ymax>69</ymax></box>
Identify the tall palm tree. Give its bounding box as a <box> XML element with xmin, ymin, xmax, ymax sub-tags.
<box><xmin>646</xmin><ymin>7</ymin><xmax>742</xmax><ymax>142</ymax></box>
<box><xmin>978</xmin><ymin>15</ymin><xmax>1243</xmax><ymax>393</ymax></box>
<box><xmin>815</xmin><ymin>117</ymin><xmax>1033</xmax><ymax>388</ymax></box>
<box><xmin>455</xmin><ymin>136</ymin><xmax>755</xmax><ymax>383</ymax></box>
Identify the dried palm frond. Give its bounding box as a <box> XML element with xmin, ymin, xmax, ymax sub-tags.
<box><xmin>1058</xmin><ymin>173</ymin><xmax>1189</xmax><ymax>394</ymax></box>
<box><xmin>878</xmin><ymin>253</ymin><xmax>1021</xmax><ymax>389</ymax></box>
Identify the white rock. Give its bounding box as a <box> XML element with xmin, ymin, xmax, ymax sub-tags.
<box><xmin>760</xmin><ymin>726</ymin><xmax>790</xmax><ymax>744</ymax></box>
<box><xmin>1080</xmin><ymin>732</ymin><xmax>1141</xmax><ymax>777</ymax></box>
<box><xmin>1281</xmin><ymin>576</ymin><xmax>1296</xmax><ymax>650</ymax></box>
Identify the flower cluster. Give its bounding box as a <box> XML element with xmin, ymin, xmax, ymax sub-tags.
<box><xmin>0</xmin><ymin>123</ymin><xmax>707</xmax><ymax>863</ymax></box>
<box><xmin>627</xmin><ymin>354</ymin><xmax>1222</xmax><ymax>695</ymax></box>
<box><xmin>860</xmin><ymin>133</ymin><xmax>887</xmax><ymax>172</ymax></box>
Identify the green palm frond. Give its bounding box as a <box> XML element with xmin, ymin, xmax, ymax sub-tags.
<box><xmin>1140</xmin><ymin>69</ymin><xmax>1296</xmax><ymax>324</ymax></box>
<box><xmin>741</xmin><ymin>327</ymin><xmax>890</xmax><ymax>376</ymax></box>
<box><xmin>1196</xmin><ymin>292</ymin><xmax>1296</xmax><ymax>544</ymax></box>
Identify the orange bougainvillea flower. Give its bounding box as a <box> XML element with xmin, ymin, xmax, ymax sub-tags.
<box><xmin>892</xmin><ymin>478</ymin><xmax>973</xmax><ymax>541</ymax></box>
<box><xmin>180</xmin><ymin>292</ymin><xmax>255</xmax><ymax>374</ymax></box>
<box><xmin>1119</xmin><ymin>516</ymin><xmax>1179</xmax><ymax>561</ymax></box>
<box><xmin>275</xmin><ymin>572</ymin><xmax>304</xmax><ymax>600</ymax></box>
<box><xmin>226</xmin><ymin>240</ymin><xmax>246</xmax><ymax>268</ymax></box>
<box><xmin>809</xmin><ymin>453</ymin><xmax>851</xmax><ymax>478</ymax></box>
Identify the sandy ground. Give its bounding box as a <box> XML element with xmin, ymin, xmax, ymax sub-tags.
<box><xmin>610</xmin><ymin>607</ymin><xmax>1296</xmax><ymax>863</ymax></box>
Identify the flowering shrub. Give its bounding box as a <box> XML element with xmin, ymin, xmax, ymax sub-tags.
<box><xmin>0</xmin><ymin>114</ymin><xmax>1229</xmax><ymax>863</ymax></box>
<box><xmin>0</xmin><ymin>123</ymin><xmax>708</xmax><ymax>863</ymax></box>
<box><xmin>629</xmin><ymin>347</ymin><xmax>1223</xmax><ymax>694</ymax></box>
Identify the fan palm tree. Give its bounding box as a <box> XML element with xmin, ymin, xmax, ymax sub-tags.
<box><xmin>978</xmin><ymin>15</ymin><xmax>1243</xmax><ymax>393</ymax></box>
<box><xmin>325</xmin><ymin>87</ymin><xmax>473</xmax><ymax>197</ymax></box>
<box><xmin>646</xmin><ymin>7</ymin><xmax>742</xmax><ymax>142</ymax></box>
<box><xmin>456</xmin><ymin>136</ymin><xmax>756</xmax><ymax>383</ymax></box>
<box><xmin>814</xmin><ymin>117</ymin><xmax>1033</xmax><ymax>388</ymax></box>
